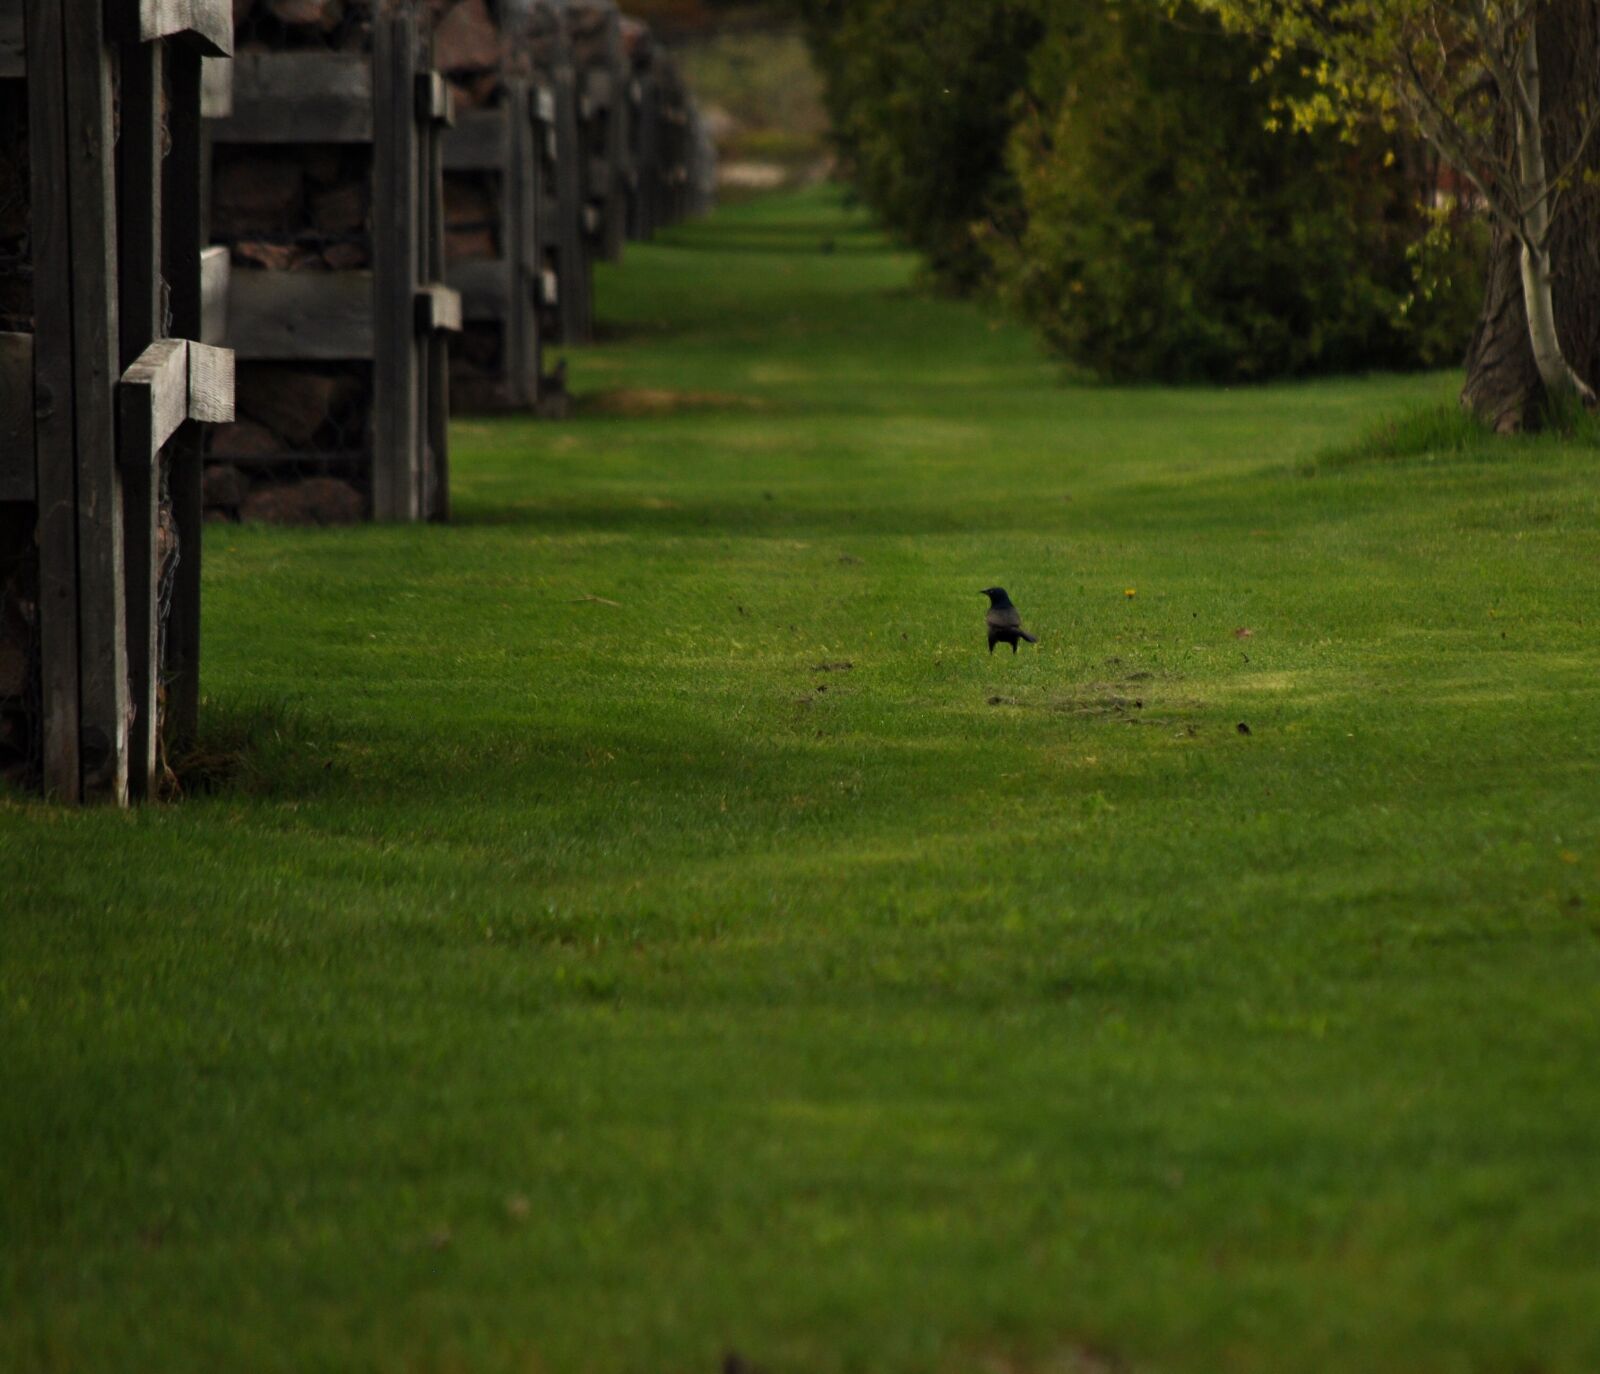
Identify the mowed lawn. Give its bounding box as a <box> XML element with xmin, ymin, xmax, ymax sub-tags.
<box><xmin>4</xmin><ymin>187</ymin><xmax>1600</xmax><ymax>1374</ymax></box>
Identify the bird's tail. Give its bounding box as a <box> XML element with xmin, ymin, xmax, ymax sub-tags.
<box><xmin>1019</xmin><ymin>630</ymin><xmax>1039</xmax><ymax>644</ymax></box>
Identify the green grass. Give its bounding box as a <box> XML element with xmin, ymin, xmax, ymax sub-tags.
<box><xmin>5</xmin><ymin>186</ymin><xmax>1600</xmax><ymax>1374</ymax></box>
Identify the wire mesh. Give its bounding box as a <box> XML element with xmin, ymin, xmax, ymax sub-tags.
<box><xmin>206</xmin><ymin>128</ymin><xmax>378</xmax><ymax>516</ymax></box>
<box><xmin>152</xmin><ymin>49</ymin><xmax>179</xmax><ymax>766</ymax></box>
<box><xmin>204</xmin><ymin>358</ymin><xmax>374</xmax><ymax>521</ymax></box>
<box><xmin>151</xmin><ymin>446</ymin><xmax>180</xmax><ymax>789</ymax></box>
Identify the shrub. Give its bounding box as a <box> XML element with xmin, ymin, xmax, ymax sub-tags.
<box><xmin>982</xmin><ymin>2</ymin><xmax>1485</xmax><ymax>382</ymax></box>
<box><xmin>798</xmin><ymin>0</ymin><xmax>1043</xmax><ymax>288</ymax></box>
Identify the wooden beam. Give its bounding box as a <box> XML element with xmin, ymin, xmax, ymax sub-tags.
<box><xmin>209</xmin><ymin>53</ymin><xmax>374</xmax><ymax>144</ymax></box>
<box><xmin>0</xmin><ymin>6</ymin><xmax>21</xmax><ymax>77</ymax></box>
<box><xmin>120</xmin><ymin>339</ymin><xmax>190</xmax><ymax>461</ymax></box>
<box><xmin>507</xmin><ymin>80</ymin><xmax>539</xmax><ymax>410</ymax></box>
<box><xmin>0</xmin><ymin>334</ymin><xmax>33</xmax><ymax>501</ymax></box>
<box><xmin>119</xmin><ymin>342</ymin><xmax>182</xmax><ymax>801</ymax></box>
<box><xmin>187</xmin><ymin>342</ymin><xmax>235</xmax><ymax>423</ymax></box>
<box><xmin>119</xmin><ymin>41</ymin><xmax>164</xmax><ymax>371</ymax></box>
<box><xmin>63</xmin><ymin>0</ymin><xmax>129</xmax><ymax>804</ymax></box>
<box><xmin>443</xmin><ymin>107</ymin><xmax>509</xmax><ymax>171</ymax></box>
<box><xmin>446</xmin><ymin>258</ymin><xmax>510</xmax><ymax>323</ymax></box>
<box><xmin>116</xmin><ymin>339</ymin><xmax>234</xmax><ymax>457</ymax></box>
<box><xmin>107</xmin><ymin>0</ymin><xmax>233</xmax><ymax>56</ymax></box>
<box><xmin>24</xmin><ymin>0</ymin><xmax>82</xmax><ymax>801</ymax></box>
<box><xmin>557</xmin><ymin>69</ymin><xmax>591</xmax><ymax>343</ymax></box>
<box><xmin>200</xmin><ymin>246</ymin><xmax>231</xmax><ymax>346</ymax></box>
<box><xmin>113</xmin><ymin>346</ymin><xmax>232</xmax><ymax>440</ymax></box>
<box><xmin>164</xmin><ymin>43</ymin><xmax>206</xmax><ymax>757</ymax></box>
<box><xmin>420</xmin><ymin>49</ymin><xmax>451</xmax><ymax>523</ymax></box>
<box><xmin>200</xmin><ymin>53</ymin><xmax>232</xmax><ymax>117</ymax></box>
<box><xmin>415</xmin><ymin>70</ymin><xmax>453</xmax><ymax>126</ymax></box>
<box><xmin>226</xmin><ymin>271</ymin><xmax>375</xmax><ymax>360</ymax></box>
<box><xmin>414</xmin><ymin>284</ymin><xmax>463</xmax><ymax>334</ymax></box>
<box><xmin>599</xmin><ymin>48</ymin><xmax>628</xmax><ymax>263</ymax></box>
<box><xmin>371</xmin><ymin>12</ymin><xmax>420</xmax><ymax>522</ymax></box>
<box><xmin>118</xmin><ymin>41</ymin><xmax>168</xmax><ymax>803</ymax></box>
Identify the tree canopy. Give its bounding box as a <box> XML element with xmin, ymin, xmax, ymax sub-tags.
<box><xmin>798</xmin><ymin>0</ymin><xmax>1042</xmax><ymax>287</ymax></box>
<box><xmin>800</xmin><ymin>0</ymin><xmax>1483</xmax><ymax>381</ymax></box>
<box><xmin>1190</xmin><ymin>0</ymin><xmax>1600</xmax><ymax>411</ymax></box>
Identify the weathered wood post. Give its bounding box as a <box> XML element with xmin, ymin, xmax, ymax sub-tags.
<box><xmin>206</xmin><ymin>0</ymin><xmax>460</xmax><ymax>525</ymax></box>
<box><xmin>538</xmin><ymin>0</ymin><xmax>625</xmax><ymax>349</ymax></box>
<box><xmin>686</xmin><ymin>101</ymin><xmax>716</xmax><ymax>220</ymax></box>
<box><xmin>0</xmin><ymin>0</ymin><xmax>236</xmax><ymax>804</ymax></box>
<box><xmin>564</xmin><ymin>0</ymin><xmax>628</xmax><ymax>269</ymax></box>
<box><xmin>528</xmin><ymin>0</ymin><xmax>588</xmax><ymax>345</ymax></box>
<box><xmin>656</xmin><ymin>54</ymin><xmax>691</xmax><ymax>227</ymax></box>
<box><xmin>621</xmin><ymin>16</ymin><xmax>660</xmax><ymax>243</ymax></box>
<box><xmin>438</xmin><ymin>0</ymin><xmax>546</xmax><ymax>412</ymax></box>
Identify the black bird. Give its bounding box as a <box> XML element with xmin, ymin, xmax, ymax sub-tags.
<box><xmin>981</xmin><ymin>587</ymin><xmax>1039</xmax><ymax>654</ymax></box>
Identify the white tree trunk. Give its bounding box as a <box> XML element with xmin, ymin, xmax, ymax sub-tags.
<box><xmin>1513</xmin><ymin>23</ymin><xmax>1597</xmax><ymax>405</ymax></box>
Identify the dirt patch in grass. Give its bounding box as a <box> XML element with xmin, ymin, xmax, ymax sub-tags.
<box><xmin>576</xmin><ymin>388</ymin><xmax>770</xmax><ymax>418</ymax></box>
<box><xmin>987</xmin><ymin>677</ymin><xmax>1207</xmax><ymax>727</ymax></box>
<box><xmin>965</xmin><ymin>1343</ymin><xmax>1128</xmax><ymax>1374</ymax></box>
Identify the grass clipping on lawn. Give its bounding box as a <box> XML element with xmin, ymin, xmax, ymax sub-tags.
<box><xmin>4</xmin><ymin>188</ymin><xmax>1600</xmax><ymax>1374</ymax></box>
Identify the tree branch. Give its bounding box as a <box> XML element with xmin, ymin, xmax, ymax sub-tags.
<box><xmin>1399</xmin><ymin>44</ymin><xmax>1527</xmax><ymax>242</ymax></box>
<box><xmin>1463</xmin><ymin>0</ymin><xmax>1539</xmax><ymax>132</ymax></box>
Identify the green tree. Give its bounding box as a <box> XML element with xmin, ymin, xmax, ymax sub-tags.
<box><xmin>1192</xmin><ymin>0</ymin><xmax>1600</xmax><ymax>424</ymax></box>
<box><xmin>797</xmin><ymin>0</ymin><xmax>1043</xmax><ymax>286</ymax></box>
<box><xmin>984</xmin><ymin>1</ymin><xmax>1482</xmax><ymax>382</ymax></box>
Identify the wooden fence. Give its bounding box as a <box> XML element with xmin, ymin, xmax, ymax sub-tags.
<box><xmin>1</xmin><ymin>0</ymin><xmax>712</xmax><ymax>801</ymax></box>
<box><xmin>0</xmin><ymin>0</ymin><xmax>237</xmax><ymax>804</ymax></box>
<box><xmin>619</xmin><ymin>25</ymin><xmax>711</xmax><ymax>243</ymax></box>
<box><xmin>686</xmin><ymin>102</ymin><xmax>716</xmax><ymax>219</ymax></box>
<box><xmin>622</xmin><ymin>17</ymin><xmax>660</xmax><ymax>242</ymax></box>
<box><xmin>528</xmin><ymin>0</ymin><xmax>588</xmax><ymax>347</ymax></box>
<box><xmin>205</xmin><ymin>1</ymin><xmax>460</xmax><ymax>523</ymax></box>
<box><xmin>564</xmin><ymin>0</ymin><xmax>628</xmax><ymax>316</ymax></box>
<box><xmin>439</xmin><ymin>0</ymin><xmax>563</xmax><ymax>412</ymax></box>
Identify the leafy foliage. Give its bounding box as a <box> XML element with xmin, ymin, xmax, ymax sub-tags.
<box><xmin>1189</xmin><ymin>0</ymin><xmax>1600</xmax><ymax>404</ymax></box>
<box><xmin>796</xmin><ymin>0</ymin><xmax>1043</xmax><ymax>287</ymax></box>
<box><xmin>982</xmin><ymin>2</ymin><xmax>1485</xmax><ymax>382</ymax></box>
<box><xmin>801</xmin><ymin>0</ymin><xmax>1484</xmax><ymax>378</ymax></box>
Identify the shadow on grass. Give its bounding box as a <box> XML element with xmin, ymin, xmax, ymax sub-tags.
<box><xmin>568</xmin><ymin>387</ymin><xmax>776</xmax><ymax>419</ymax></box>
<box><xmin>586</xmin><ymin>318</ymin><xmax>683</xmax><ymax>345</ymax></box>
<box><xmin>450</xmin><ymin>473</ymin><xmax>1350</xmax><ymax>540</ymax></box>
<box><xmin>1313</xmin><ymin>400</ymin><xmax>1600</xmax><ymax>471</ymax></box>
<box><xmin>449</xmin><ymin>496</ymin><xmax>1038</xmax><ymax>537</ymax></box>
<box><xmin>169</xmin><ymin>696</ymin><xmax>335</xmax><ymax>800</ymax></box>
<box><xmin>1</xmin><ymin>697</ymin><xmax>336</xmax><ymax>806</ymax></box>
<box><xmin>658</xmin><ymin>235</ymin><xmax>889</xmax><ymax>257</ymax></box>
